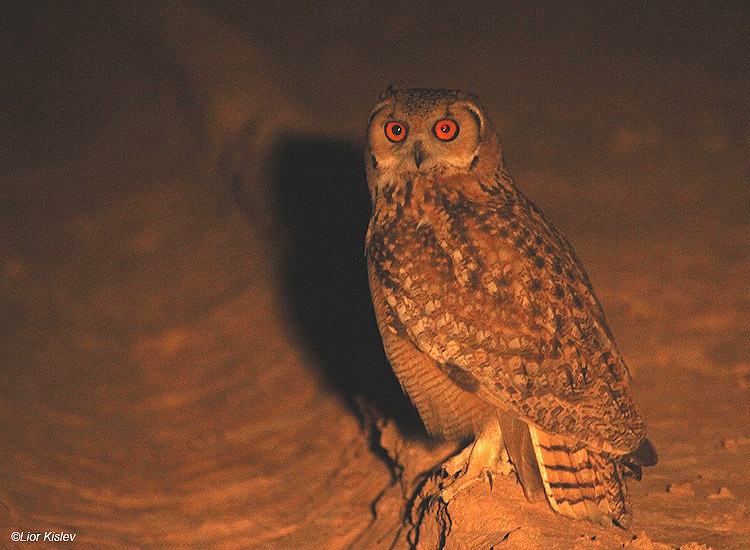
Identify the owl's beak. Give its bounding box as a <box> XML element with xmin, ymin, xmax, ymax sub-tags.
<box><xmin>412</xmin><ymin>141</ymin><xmax>427</xmax><ymax>169</ymax></box>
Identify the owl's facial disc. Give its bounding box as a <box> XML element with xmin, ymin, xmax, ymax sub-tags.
<box><xmin>367</xmin><ymin>102</ymin><xmax>482</xmax><ymax>178</ymax></box>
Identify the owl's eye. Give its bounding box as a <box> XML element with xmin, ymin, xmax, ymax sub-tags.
<box><xmin>434</xmin><ymin>119</ymin><xmax>459</xmax><ymax>141</ymax></box>
<box><xmin>385</xmin><ymin>121</ymin><xmax>407</xmax><ymax>142</ymax></box>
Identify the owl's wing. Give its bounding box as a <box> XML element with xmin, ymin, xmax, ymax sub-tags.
<box><xmin>366</xmin><ymin>177</ymin><xmax>645</xmax><ymax>455</ymax></box>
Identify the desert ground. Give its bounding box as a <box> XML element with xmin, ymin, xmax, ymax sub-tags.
<box><xmin>1</xmin><ymin>3</ymin><xmax>748</xmax><ymax>549</ymax></box>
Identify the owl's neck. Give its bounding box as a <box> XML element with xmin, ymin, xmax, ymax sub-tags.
<box><xmin>371</xmin><ymin>174</ymin><xmax>438</xmax><ymax>215</ymax></box>
<box><xmin>371</xmin><ymin>166</ymin><xmax>515</xmax><ymax>214</ymax></box>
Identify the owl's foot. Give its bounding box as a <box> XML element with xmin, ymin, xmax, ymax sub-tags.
<box><xmin>406</xmin><ymin>421</ymin><xmax>512</xmax><ymax>544</ymax></box>
<box><xmin>436</xmin><ymin>419</ymin><xmax>513</xmax><ymax>501</ymax></box>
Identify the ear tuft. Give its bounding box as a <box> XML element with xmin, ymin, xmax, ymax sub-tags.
<box><xmin>379</xmin><ymin>83</ymin><xmax>395</xmax><ymax>101</ymax></box>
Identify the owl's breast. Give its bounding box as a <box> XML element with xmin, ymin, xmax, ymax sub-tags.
<box><xmin>367</xmin><ymin>178</ymin><xmax>527</xmax><ymax>340</ymax></box>
<box><xmin>367</xmin><ymin>197</ymin><xmax>454</xmax><ymax>298</ymax></box>
<box><xmin>368</xmin><ymin>175</ymin><xmax>518</xmax><ymax>291</ymax></box>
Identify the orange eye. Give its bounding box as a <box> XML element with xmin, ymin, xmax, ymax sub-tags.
<box><xmin>434</xmin><ymin>119</ymin><xmax>459</xmax><ymax>141</ymax></box>
<box><xmin>384</xmin><ymin>121</ymin><xmax>407</xmax><ymax>142</ymax></box>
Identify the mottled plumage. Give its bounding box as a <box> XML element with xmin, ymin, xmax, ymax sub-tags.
<box><xmin>364</xmin><ymin>87</ymin><xmax>656</xmax><ymax>527</ymax></box>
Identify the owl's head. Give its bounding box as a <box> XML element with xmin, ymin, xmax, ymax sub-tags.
<box><xmin>365</xmin><ymin>87</ymin><xmax>501</xmax><ymax>195</ymax></box>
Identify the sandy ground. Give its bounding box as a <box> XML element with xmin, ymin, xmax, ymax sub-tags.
<box><xmin>1</xmin><ymin>2</ymin><xmax>748</xmax><ymax>549</ymax></box>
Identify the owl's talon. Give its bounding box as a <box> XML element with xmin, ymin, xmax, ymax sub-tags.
<box><xmin>440</xmin><ymin>443</ymin><xmax>473</xmax><ymax>479</ymax></box>
<box><xmin>429</xmin><ymin>421</ymin><xmax>513</xmax><ymax>503</ymax></box>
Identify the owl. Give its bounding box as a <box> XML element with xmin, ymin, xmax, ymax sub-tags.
<box><xmin>364</xmin><ymin>87</ymin><xmax>657</xmax><ymax>528</ymax></box>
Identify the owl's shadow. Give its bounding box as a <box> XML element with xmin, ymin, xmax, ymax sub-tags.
<box><xmin>266</xmin><ymin>136</ymin><xmax>424</xmax><ymax>437</ymax></box>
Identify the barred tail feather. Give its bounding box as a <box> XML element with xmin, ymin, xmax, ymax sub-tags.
<box><xmin>528</xmin><ymin>426</ymin><xmax>631</xmax><ymax>528</ymax></box>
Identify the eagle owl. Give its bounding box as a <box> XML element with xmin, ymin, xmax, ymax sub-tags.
<box><xmin>364</xmin><ymin>87</ymin><xmax>656</xmax><ymax>528</ymax></box>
